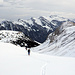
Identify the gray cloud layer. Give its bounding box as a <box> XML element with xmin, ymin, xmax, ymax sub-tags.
<box><xmin>0</xmin><ymin>0</ymin><xmax>75</xmax><ymax>20</ymax></box>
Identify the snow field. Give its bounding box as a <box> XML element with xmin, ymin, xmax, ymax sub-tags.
<box><xmin>0</xmin><ymin>42</ymin><xmax>75</xmax><ymax>75</ymax></box>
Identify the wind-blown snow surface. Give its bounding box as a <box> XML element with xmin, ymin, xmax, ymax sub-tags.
<box><xmin>32</xmin><ymin>21</ymin><xmax>75</xmax><ymax>57</ymax></box>
<box><xmin>0</xmin><ymin>42</ymin><xmax>75</xmax><ymax>75</ymax></box>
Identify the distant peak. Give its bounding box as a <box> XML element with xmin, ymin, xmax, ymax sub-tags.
<box><xmin>49</xmin><ymin>15</ymin><xmax>58</xmax><ymax>18</ymax></box>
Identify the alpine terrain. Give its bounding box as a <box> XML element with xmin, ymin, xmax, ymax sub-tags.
<box><xmin>0</xmin><ymin>15</ymin><xmax>69</xmax><ymax>43</ymax></box>
<box><xmin>32</xmin><ymin>21</ymin><xmax>75</xmax><ymax>57</ymax></box>
<box><xmin>0</xmin><ymin>15</ymin><xmax>75</xmax><ymax>75</ymax></box>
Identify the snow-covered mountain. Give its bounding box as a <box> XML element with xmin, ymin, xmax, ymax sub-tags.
<box><xmin>0</xmin><ymin>30</ymin><xmax>39</xmax><ymax>47</ymax></box>
<box><xmin>32</xmin><ymin>21</ymin><xmax>75</xmax><ymax>57</ymax></box>
<box><xmin>0</xmin><ymin>15</ymin><xmax>69</xmax><ymax>43</ymax></box>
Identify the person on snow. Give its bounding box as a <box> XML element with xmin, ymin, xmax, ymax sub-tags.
<box><xmin>28</xmin><ymin>49</ymin><xmax>30</xmax><ymax>55</ymax></box>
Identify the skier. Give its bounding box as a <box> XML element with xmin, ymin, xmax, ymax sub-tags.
<box><xmin>28</xmin><ymin>49</ymin><xmax>30</xmax><ymax>55</ymax></box>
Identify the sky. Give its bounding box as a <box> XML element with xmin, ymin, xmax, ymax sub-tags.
<box><xmin>0</xmin><ymin>0</ymin><xmax>75</xmax><ymax>20</ymax></box>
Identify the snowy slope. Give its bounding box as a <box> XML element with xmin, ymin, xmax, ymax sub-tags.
<box><xmin>32</xmin><ymin>21</ymin><xmax>75</xmax><ymax>57</ymax></box>
<box><xmin>0</xmin><ymin>42</ymin><xmax>75</xmax><ymax>75</ymax></box>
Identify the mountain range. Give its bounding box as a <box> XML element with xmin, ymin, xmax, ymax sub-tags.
<box><xmin>0</xmin><ymin>15</ymin><xmax>69</xmax><ymax>43</ymax></box>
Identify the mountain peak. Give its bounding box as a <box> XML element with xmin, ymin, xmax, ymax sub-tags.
<box><xmin>49</xmin><ymin>15</ymin><xmax>58</xmax><ymax>18</ymax></box>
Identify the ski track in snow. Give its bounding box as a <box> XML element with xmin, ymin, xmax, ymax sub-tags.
<box><xmin>30</xmin><ymin>53</ymin><xmax>49</xmax><ymax>75</ymax></box>
<box><xmin>31</xmin><ymin>53</ymin><xmax>49</xmax><ymax>75</ymax></box>
<box><xmin>41</xmin><ymin>63</ymin><xmax>48</xmax><ymax>75</ymax></box>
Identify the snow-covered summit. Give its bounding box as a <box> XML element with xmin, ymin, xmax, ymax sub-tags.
<box><xmin>49</xmin><ymin>15</ymin><xmax>68</xmax><ymax>21</ymax></box>
<box><xmin>42</xmin><ymin>15</ymin><xmax>67</xmax><ymax>22</ymax></box>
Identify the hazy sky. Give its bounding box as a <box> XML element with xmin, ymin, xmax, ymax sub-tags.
<box><xmin>0</xmin><ymin>0</ymin><xmax>75</xmax><ymax>20</ymax></box>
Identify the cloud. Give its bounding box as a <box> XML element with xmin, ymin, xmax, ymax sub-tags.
<box><xmin>0</xmin><ymin>0</ymin><xmax>3</xmax><ymax>3</ymax></box>
<box><xmin>2</xmin><ymin>0</ymin><xmax>75</xmax><ymax>11</ymax></box>
<box><xmin>0</xmin><ymin>0</ymin><xmax>75</xmax><ymax>20</ymax></box>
